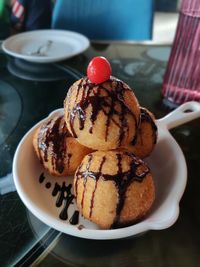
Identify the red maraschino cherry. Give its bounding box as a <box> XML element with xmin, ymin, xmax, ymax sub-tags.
<box><xmin>87</xmin><ymin>56</ymin><xmax>112</xmax><ymax>84</ymax></box>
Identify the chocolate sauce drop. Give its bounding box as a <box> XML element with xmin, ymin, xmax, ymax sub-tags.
<box><xmin>39</xmin><ymin>173</ymin><xmax>45</xmax><ymax>183</ymax></box>
<box><xmin>38</xmin><ymin>174</ymin><xmax>75</xmax><ymax>221</ymax></box>
<box><xmin>78</xmin><ymin>225</ymin><xmax>85</xmax><ymax>230</ymax></box>
<box><xmin>59</xmin><ymin>195</ymin><xmax>74</xmax><ymax>220</ymax></box>
<box><xmin>54</xmin><ymin>183</ymin><xmax>72</xmax><ymax>207</ymax></box>
<box><xmin>52</xmin><ymin>182</ymin><xmax>60</xmax><ymax>196</ymax></box>
<box><xmin>69</xmin><ymin>210</ymin><xmax>79</xmax><ymax>225</ymax></box>
<box><xmin>52</xmin><ymin>182</ymin><xmax>75</xmax><ymax>221</ymax></box>
<box><xmin>45</xmin><ymin>182</ymin><xmax>51</xmax><ymax>189</ymax></box>
<box><xmin>68</xmin><ymin>77</ymin><xmax>138</xmax><ymax>146</ymax></box>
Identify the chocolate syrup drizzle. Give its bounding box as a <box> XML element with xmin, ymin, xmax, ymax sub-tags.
<box><xmin>68</xmin><ymin>77</ymin><xmax>138</xmax><ymax>146</ymax></box>
<box><xmin>52</xmin><ymin>182</ymin><xmax>74</xmax><ymax>220</ymax></box>
<box><xmin>140</xmin><ymin>107</ymin><xmax>157</xmax><ymax>145</ymax></box>
<box><xmin>38</xmin><ymin>115</ymin><xmax>71</xmax><ymax>174</ymax></box>
<box><xmin>39</xmin><ymin>173</ymin><xmax>45</xmax><ymax>183</ymax></box>
<box><xmin>38</xmin><ymin>173</ymin><xmax>79</xmax><ymax>224</ymax></box>
<box><xmin>69</xmin><ymin>210</ymin><xmax>79</xmax><ymax>225</ymax></box>
<box><xmin>75</xmin><ymin>152</ymin><xmax>150</xmax><ymax>228</ymax></box>
<box><xmin>131</xmin><ymin>107</ymin><xmax>157</xmax><ymax>145</ymax></box>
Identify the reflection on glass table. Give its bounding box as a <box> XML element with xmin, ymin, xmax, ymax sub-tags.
<box><xmin>0</xmin><ymin>44</ymin><xmax>200</xmax><ymax>267</ymax></box>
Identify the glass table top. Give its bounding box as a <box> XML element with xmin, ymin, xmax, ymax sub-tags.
<box><xmin>0</xmin><ymin>42</ymin><xmax>199</xmax><ymax>267</ymax></box>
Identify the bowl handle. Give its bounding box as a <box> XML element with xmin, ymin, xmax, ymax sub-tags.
<box><xmin>157</xmin><ymin>101</ymin><xmax>200</xmax><ymax>130</ymax></box>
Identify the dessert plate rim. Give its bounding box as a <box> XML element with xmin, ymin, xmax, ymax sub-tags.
<box><xmin>12</xmin><ymin>106</ymin><xmax>191</xmax><ymax>240</ymax></box>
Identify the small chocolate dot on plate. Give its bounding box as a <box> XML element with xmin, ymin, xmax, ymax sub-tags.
<box><xmin>45</xmin><ymin>182</ymin><xmax>51</xmax><ymax>189</ymax></box>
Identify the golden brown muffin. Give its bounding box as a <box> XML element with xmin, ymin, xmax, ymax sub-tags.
<box><xmin>74</xmin><ymin>150</ymin><xmax>155</xmax><ymax>229</ymax></box>
<box><xmin>123</xmin><ymin>107</ymin><xmax>157</xmax><ymax>158</ymax></box>
<box><xmin>33</xmin><ymin>114</ymin><xmax>92</xmax><ymax>176</ymax></box>
<box><xmin>64</xmin><ymin>76</ymin><xmax>140</xmax><ymax>150</ymax></box>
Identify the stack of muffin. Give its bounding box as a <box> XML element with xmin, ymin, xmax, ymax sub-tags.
<box><xmin>33</xmin><ymin>57</ymin><xmax>157</xmax><ymax>229</ymax></box>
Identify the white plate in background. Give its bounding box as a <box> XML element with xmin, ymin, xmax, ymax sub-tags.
<box><xmin>2</xmin><ymin>30</ymin><xmax>90</xmax><ymax>63</ymax></box>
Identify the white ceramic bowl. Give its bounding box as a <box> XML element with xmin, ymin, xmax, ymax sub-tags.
<box><xmin>13</xmin><ymin>101</ymin><xmax>200</xmax><ymax>240</ymax></box>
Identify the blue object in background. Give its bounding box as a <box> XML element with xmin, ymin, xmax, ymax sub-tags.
<box><xmin>52</xmin><ymin>0</ymin><xmax>154</xmax><ymax>41</ymax></box>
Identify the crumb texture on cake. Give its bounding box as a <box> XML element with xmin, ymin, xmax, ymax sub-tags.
<box><xmin>33</xmin><ymin>114</ymin><xmax>92</xmax><ymax>176</ymax></box>
<box><xmin>74</xmin><ymin>150</ymin><xmax>155</xmax><ymax>229</ymax></box>
<box><xmin>64</xmin><ymin>76</ymin><xmax>140</xmax><ymax>150</ymax></box>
